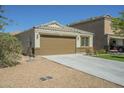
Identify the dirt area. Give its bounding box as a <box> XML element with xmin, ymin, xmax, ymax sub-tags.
<box><xmin>0</xmin><ymin>56</ymin><xmax>122</xmax><ymax>88</ymax></box>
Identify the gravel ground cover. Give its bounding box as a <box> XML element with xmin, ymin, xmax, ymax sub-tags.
<box><xmin>0</xmin><ymin>56</ymin><xmax>122</xmax><ymax>88</ymax></box>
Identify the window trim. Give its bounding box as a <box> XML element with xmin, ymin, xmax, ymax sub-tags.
<box><xmin>80</xmin><ymin>36</ymin><xmax>90</xmax><ymax>47</ymax></box>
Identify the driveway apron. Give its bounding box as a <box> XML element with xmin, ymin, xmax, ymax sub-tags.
<box><xmin>43</xmin><ymin>54</ymin><xmax>124</xmax><ymax>86</ymax></box>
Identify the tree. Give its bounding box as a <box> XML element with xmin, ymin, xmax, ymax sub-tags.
<box><xmin>112</xmin><ymin>11</ymin><xmax>124</xmax><ymax>36</ymax></box>
<box><xmin>0</xmin><ymin>6</ymin><xmax>15</xmax><ymax>31</ymax></box>
<box><xmin>0</xmin><ymin>6</ymin><xmax>22</xmax><ymax>68</ymax></box>
<box><xmin>0</xmin><ymin>6</ymin><xmax>8</xmax><ymax>31</ymax></box>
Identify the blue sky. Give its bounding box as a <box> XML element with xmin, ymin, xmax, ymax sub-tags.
<box><xmin>3</xmin><ymin>5</ymin><xmax>124</xmax><ymax>32</ymax></box>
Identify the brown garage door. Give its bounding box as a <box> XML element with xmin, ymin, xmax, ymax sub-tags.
<box><xmin>36</xmin><ymin>35</ymin><xmax>76</xmax><ymax>55</ymax></box>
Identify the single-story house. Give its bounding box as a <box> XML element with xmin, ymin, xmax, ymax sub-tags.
<box><xmin>15</xmin><ymin>21</ymin><xmax>93</xmax><ymax>56</ymax></box>
<box><xmin>69</xmin><ymin>15</ymin><xmax>124</xmax><ymax>52</ymax></box>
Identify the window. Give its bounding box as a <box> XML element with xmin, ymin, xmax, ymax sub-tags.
<box><xmin>81</xmin><ymin>37</ymin><xmax>89</xmax><ymax>46</ymax></box>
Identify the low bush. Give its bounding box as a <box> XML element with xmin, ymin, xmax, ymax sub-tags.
<box><xmin>85</xmin><ymin>48</ymin><xmax>94</xmax><ymax>55</ymax></box>
<box><xmin>95</xmin><ymin>49</ymin><xmax>107</xmax><ymax>55</ymax></box>
<box><xmin>0</xmin><ymin>33</ymin><xmax>22</xmax><ymax>68</ymax></box>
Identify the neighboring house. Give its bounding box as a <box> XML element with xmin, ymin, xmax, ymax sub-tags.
<box><xmin>15</xmin><ymin>21</ymin><xmax>93</xmax><ymax>56</ymax></box>
<box><xmin>69</xmin><ymin>15</ymin><xmax>124</xmax><ymax>51</ymax></box>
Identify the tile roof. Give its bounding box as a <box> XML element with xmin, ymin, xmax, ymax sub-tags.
<box><xmin>68</xmin><ymin>15</ymin><xmax>112</xmax><ymax>26</ymax></box>
<box><xmin>35</xmin><ymin>21</ymin><xmax>93</xmax><ymax>35</ymax></box>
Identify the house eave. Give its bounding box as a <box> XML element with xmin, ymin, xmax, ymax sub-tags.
<box><xmin>107</xmin><ymin>34</ymin><xmax>124</xmax><ymax>39</ymax></box>
<box><xmin>35</xmin><ymin>29</ymin><xmax>92</xmax><ymax>37</ymax></box>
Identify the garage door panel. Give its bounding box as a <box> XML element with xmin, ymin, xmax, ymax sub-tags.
<box><xmin>39</xmin><ymin>35</ymin><xmax>76</xmax><ymax>55</ymax></box>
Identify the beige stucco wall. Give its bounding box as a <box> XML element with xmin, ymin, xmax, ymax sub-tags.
<box><xmin>15</xmin><ymin>28</ymin><xmax>35</xmax><ymax>55</ymax></box>
<box><xmin>104</xmin><ymin>17</ymin><xmax>113</xmax><ymax>35</ymax></box>
<box><xmin>70</xmin><ymin>18</ymin><xmax>105</xmax><ymax>50</ymax></box>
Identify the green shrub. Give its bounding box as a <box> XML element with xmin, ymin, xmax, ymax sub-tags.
<box><xmin>95</xmin><ymin>49</ymin><xmax>107</xmax><ymax>55</ymax></box>
<box><xmin>85</xmin><ymin>48</ymin><xmax>94</xmax><ymax>55</ymax></box>
<box><xmin>0</xmin><ymin>33</ymin><xmax>22</xmax><ymax>68</ymax></box>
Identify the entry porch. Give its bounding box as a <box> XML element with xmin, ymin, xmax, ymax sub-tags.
<box><xmin>107</xmin><ymin>34</ymin><xmax>124</xmax><ymax>52</ymax></box>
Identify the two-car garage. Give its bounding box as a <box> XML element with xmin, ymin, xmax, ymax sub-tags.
<box><xmin>35</xmin><ymin>35</ymin><xmax>76</xmax><ymax>55</ymax></box>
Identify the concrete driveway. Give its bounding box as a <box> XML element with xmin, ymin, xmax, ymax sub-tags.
<box><xmin>43</xmin><ymin>54</ymin><xmax>124</xmax><ymax>86</ymax></box>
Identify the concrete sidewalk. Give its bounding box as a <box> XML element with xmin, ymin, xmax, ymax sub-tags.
<box><xmin>43</xmin><ymin>54</ymin><xmax>124</xmax><ymax>86</ymax></box>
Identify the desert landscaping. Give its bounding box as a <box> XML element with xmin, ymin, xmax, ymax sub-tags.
<box><xmin>0</xmin><ymin>56</ymin><xmax>122</xmax><ymax>88</ymax></box>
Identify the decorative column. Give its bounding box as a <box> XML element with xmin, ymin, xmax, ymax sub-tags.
<box><xmin>89</xmin><ymin>35</ymin><xmax>93</xmax><ymax>47</ymax></box>
<box><xmin>107</xmin><ymin>35</ymin><xmax>110</xmax><ymax>51</ymax></box>
<box><xmin>34</xmin><ymin>31</ymin><xmax>40</xmax><ymax>48</ymax></box>
<box><xmin>76</xmin><ymin>35</ymin><xmax>81</xmax><ymax>48</ymax></box>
